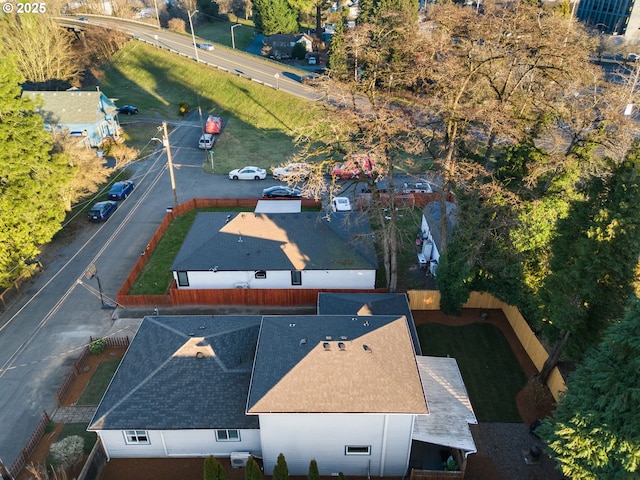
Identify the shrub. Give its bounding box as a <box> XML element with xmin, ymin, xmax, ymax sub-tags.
<box><xmin>245</xmin><ymin>456</ymin><xmax>263</xmax><ymax>480</ymax></box>
<box><xmin>48</xmin><ymin>435</ymin><xmax>84</xmax><ymax>468</ymax></box>
<box><xmin>179</xmin><ymin>102</ymin><xmax>191</xmax><ymax>116</ymax></box>
<box><xmin>168</xmin><ymin>17</ymin><xmax>186</xmax><ymax>33</ymax></box>
<box><xmin>292</xmin><ymin>42</ymin><xmax>307</xmax><ymax>60</ymax></box>
<box><xmin>273</xmin><ymin>453</ymin><xmax>289</xmax><ymax>480</ymax></box>
<box><xmin>308</xmin><ymin>459</ymin><xmax>319</xmax><ymax>480</ymax></box>
<box><xmin>204</xmin><ymin>455</ymin><xmax>226</xmax><ymax>480</ymax></box>
<box><xmin>88</xmin><ymin>338</ymin><xmax>106</xmax><ymax>355</ymax></box>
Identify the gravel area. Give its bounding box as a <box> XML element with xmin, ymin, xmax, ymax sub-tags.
<box><xmin>468</xmin><ymin>423</ymin><xmax>568</xmax><ymax>480</ymax></box>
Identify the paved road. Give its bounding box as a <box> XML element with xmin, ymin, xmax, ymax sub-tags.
<box><xmin>57</xmin><ymin>15</ymin><xmax>325</xmax><ymax>102</ymax></box>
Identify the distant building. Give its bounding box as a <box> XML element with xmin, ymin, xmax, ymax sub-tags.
<box><xmin>22</xmin><ymin>89</ymin><xmax>120</xmax><ymax>148</ymax></box>
<box><xmin>576</xmin><ymin>0</ymin><xmax>640</xmax><ymax>39</ymax></box>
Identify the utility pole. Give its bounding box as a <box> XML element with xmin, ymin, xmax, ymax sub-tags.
<box><xmin>163</xmin><ymin>122</ymin><xmax>178</xmax><ymax>206</ymax></box>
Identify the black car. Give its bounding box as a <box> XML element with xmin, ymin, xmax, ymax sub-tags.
<box><xmin>262</xmin><ymin>186</ymin><xmax>302</xmax><ymax>198</ymax></box>
<box><xmin>108</xmin><ymin>180</ymin><xmax>135</xmax><ymax>200</ymax></box>
<box><xmin>88</xmin><ymin>201</ymin><xmax>118</xmax><ymax>222</ymax></box>
<box><xmin>117</xmin><ymin>105</ymin><xmax>139</xmax><ymax>115</ymax></box>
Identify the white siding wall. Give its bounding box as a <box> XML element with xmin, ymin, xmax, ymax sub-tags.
<box><xmin>174</xmin><ymin>270</ymin><xmax>376</xmax><ymax>290</ymax></box>
<box><xmin>259</xmin><ymin>414</ymin><xmax>414</xmax><ymax>477</ymax></box>
<box><xmin>99</xmin><ymin>429</ymin><xmax>261</xmax><ymax>459</ymax></box>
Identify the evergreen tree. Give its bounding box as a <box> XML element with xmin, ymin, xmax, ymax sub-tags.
<box><xmin>272</xmin><ymin>453</ymin><xmax>289</xmax><ymax>480</ymax></box>
<box><xmin>307</xmin><ymin>459</ymin><xmax>319</xmax><ymax>480</ymax></box>
<box><xmin>204</xmin><ymin>455</ymin><xmax>226</xmax><ymax>480</ymax></box>
<box><xmin>253</xmin><ymin>0</ymin><xmax>298</xmax><ymax>35</ymax></box>
<box><xmin>245</xmin><ymin>456</ymin><xmax>263</xmax><ymax>480</ymax></box>
<box><xmin>538</xmin><ymin>299</ymin><xmax>640</xmax><ymax>479</ymax></box>
<box><xmin>327</xmin><ymin>14</ymin><xmax>348</xmax><ymax>77</ymax></box>
<box><xmin>0</xmin><ymin>54</ymin><xmax>73</xmax><ymax>288</ymax></box>
<box><xmin>537</xmin><ymin>145</ymin><xmax>640</xmax><ymax>379</ymax></box>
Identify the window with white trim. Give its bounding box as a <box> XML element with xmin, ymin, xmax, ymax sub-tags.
<box><xmin>124</xmin><ymin>430</ymin><xmax>150</xmax><ymax>444</ymax></box>
<box><xmin>345</xmin><ymin>445</ymin><xmax>371</xmax><ymax>455</ymax></box>
<box><xmin>177</xmin><ymin>271</ymin><xmax>189</xmax><ymax>287</ymax></box>
<box><xmin>291</xmin><ymin>270</ymin><xmax>302</xmax><ymax>286</ymax></box>
<box><xmin>216</xmin><ymin>429</ymin><xmax>240</xmax><ymax>441</ymax></box>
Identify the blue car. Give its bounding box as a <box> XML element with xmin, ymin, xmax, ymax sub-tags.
<box><xmin>116</xmin><ymin>105</ymin><xmax>138</xmax><ymax>115</ymax></box>
<box><xmin>88</xmin><ymin>201</ymin><xmax>118</xmax><ymax>222</ymax></box>
<box><xmin>108</xmin><ymin>180</ymin><xmax>135</xmax><ymax>200</ymax></box>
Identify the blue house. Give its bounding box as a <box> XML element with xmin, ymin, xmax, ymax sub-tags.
<box><xmin>22</xmin><ymin>89</ymin><xmax>121</xmax><ymax>148</ymax></box>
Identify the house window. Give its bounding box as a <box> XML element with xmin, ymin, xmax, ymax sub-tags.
<box><xmin>291</xmin><ymin>270</ymin><xmax>302</xmax><ymax>286</ymax></box>
<box><xmin>177</xmin><ymin>271</ymin><xmax>189</xmax><ymax>286</ymax></box>
<box><xmin>216</xmin><ymin>429</ymin><xmax>240</xmax><ymax>441</ymax></box>
<box><xmin>124</xmin><ymin>430</ymin><xmax>150</xmax><ymax>444</ymax></box>
<box><xmin>255</xmin><ymin>270</ymin><xmax>267</xmax><ymax>279</ymax></box>
<box><xmin>345</xmin><ymin>445</ymin><xmax>371</xmax><ymax>455</ymax></box>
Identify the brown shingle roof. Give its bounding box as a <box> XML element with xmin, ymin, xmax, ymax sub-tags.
<box><xmin>247</xmin><ymin>315</ymin><xmax>428</xmax><ymax>414</ymax></box>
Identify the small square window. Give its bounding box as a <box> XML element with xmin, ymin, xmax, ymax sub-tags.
<box><xmin>177</xmin><ymin>271</ymin><xmax>189</xmax><ymax>286</ymax></box>
<box><xmin>345</xmin><ymin>445</ymin><xmax>371</xmax><ymax>455</ymax></box>
<box><xmin>291</xmin><ymin>271</ymin><xmax>302</xmax><ymax>286</ymax></box>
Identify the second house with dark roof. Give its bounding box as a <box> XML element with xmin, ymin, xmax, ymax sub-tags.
<box><xmin>170</xmin><ymin>211</ymin><xmax>378</xmax><ymax>290</ymax></box>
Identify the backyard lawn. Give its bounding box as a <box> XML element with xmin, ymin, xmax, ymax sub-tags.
<box><xmin>417</xmin><ymin>322</ymin><xmax>527</xmax><ymax>422</ymax></box>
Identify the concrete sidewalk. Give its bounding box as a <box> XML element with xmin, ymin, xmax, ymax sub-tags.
<box><xmin>52</xmin><ymin>406</ymin><xmax>96</xmax><ymax>423</ymax></box>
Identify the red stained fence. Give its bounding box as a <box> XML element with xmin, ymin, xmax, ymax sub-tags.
<box><xmin>115</xmin><ymin>198</ymin><xmax>390</xmax><ymax>308</ymax></box>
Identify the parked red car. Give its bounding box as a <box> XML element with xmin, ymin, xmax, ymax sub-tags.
<box><xmin>205</xmin><ymin>116</ymin><xmax>223</xmax><ymax>134</ymax></box>
<box><xmin>331</xmin><ymin>156</ymin><xmax>375</xmax><ymax>180</ymax></box>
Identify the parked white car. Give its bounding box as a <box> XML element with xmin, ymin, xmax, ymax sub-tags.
<box><xmin>199</xmin><ymin>134</ymin><xmax>214</xmax><ymax>149</ymax></box>
<box><xmin>331</xmin><ymin>197</ymin><xmax>352</xmax><ymax>212</ymax></box>
<box><xmin>228</xmin><ymin>166</ymin><xmax>267</xmax><ymax>180</ymax></box>
<box><xmin>272</xmin><ymin>163</ymin><xmax>310</xmax><ymax>180</ymax></box>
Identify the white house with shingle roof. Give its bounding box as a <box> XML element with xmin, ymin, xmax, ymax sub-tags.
<box><xmin>169</xmin><ymin>211</ymin><xmax>378</xmax><ymax>290</ymax></box>
<box><xmin>88</xmin><ymin>294</ymin><xmax>477</xmax><ymax>476</ymax></box>
<box><xmin>22</xmin><ymin>89</ymin><xmax>120</xmax><ymax>147</ymax></box>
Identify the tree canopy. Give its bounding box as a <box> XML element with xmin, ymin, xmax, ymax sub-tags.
<box><xmin>0</xmin><ymin>55</ymin><xmax>73</xmax><ymax>288</ymax></box>
<box><xmin>536</xmin><ymin>144</ymin><xmax>640</xmax><ymax>376</ymax></box>
<box><xmin>538</xmin><ymin>299</ymin><xmax>640</xmax><ymax>479</ymax></box>
<box><xmin>252</xmin><ymin>0</ymin><xmax>299</xmax><ymax>34</ymax></box>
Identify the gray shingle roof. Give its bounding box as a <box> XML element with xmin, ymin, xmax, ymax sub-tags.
<box><xmin>316</xmin><ymin>292</ymin><xmax>422</xmax><ymax>355</ymax></box>
<box><xmin>247</xmin><ymin>315</ymin><xmax>428</xmax><ymax>414</ymax></box>
<box><xmin>88</xmin><ymin>315</ymin><xmax>261</xmax><ymax>431</ymax></box>
<box><xmin>170</xmin><ymin>212</ymin><xmax>378</xmax><ymax>272</ymax></box>
<box><xmin>22</xmin><ymin>90</ymin><xmax>117</xmax><ymax>125</ymax></box>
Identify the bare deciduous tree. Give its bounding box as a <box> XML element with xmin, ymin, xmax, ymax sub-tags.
<box><xmin>0</xmin><ymin>14</ymin><xmax>83</xmax><ymax>89</ymax></box>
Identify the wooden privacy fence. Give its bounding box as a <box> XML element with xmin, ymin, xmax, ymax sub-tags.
<box><xmin>407</xmin><ymin>290</ymin><xmax>566</xmax><ymax>401</ymax></box>
<box><xmin>116</xmin><ymin>198</ymin><xmax>321</xmax><ymax>305</ymax></box>
<box><xmin>10</xmin><ymin>411</ymin><xmax>51</xmax><ymax>478</ymax></box>
<box><xmin>119</xmin><ymin>287</ymin><xmax>388</xmax><ymax>308</ymax></box>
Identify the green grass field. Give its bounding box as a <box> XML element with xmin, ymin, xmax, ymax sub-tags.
<box><xmin>99</xmin><ymin>41</ymin><xmax>320</xmax><ymax>173</ymax></box>
<box><xmin>417</xmin><ymin>322</ymin><xmax>527</xmax><ymax>422</ymax></box>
